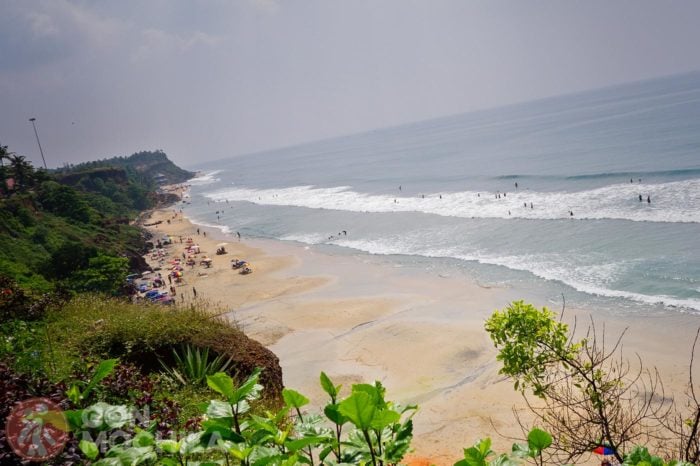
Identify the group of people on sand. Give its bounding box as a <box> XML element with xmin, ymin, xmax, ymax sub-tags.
<box><xmin>231</xmin><ymin>258</ymin><xmax>253</xmax><ymax>275</ymax></box>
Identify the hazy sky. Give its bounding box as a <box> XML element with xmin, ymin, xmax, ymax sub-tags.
<box><xmin>2</xmin><ymin>0</ymin><xmax>700</xmax><ymax>169</ymax></box>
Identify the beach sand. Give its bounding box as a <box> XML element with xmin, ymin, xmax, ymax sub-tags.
<box><xmin>143</xmin><ymin>205</ymin><xmax>699</xmax><ymax>465</ymax></box>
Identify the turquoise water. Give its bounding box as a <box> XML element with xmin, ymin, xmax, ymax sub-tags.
<box><xmin>185</xmin><ymin>71</ymin><xmax>700</xmax><ymax>315</ymax></box>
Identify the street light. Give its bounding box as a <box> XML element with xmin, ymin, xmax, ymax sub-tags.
<box><xmin>28</xmin><ymin>117</ymin><xmax>48</xmax><ymax>169</ymax></box>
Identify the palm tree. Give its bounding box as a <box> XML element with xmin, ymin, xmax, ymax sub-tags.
<box><xmin>0</xmin><ymin>145</ymin><xmax>12</xmax><ymax>195</ymax></box>
<box><xmin>8</xmin><ymin>153</ymin><xmax>35</xmax><ymax>191</ymax></box>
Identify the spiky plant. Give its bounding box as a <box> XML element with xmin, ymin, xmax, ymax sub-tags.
<box><xmin>159</xmin><ymin>344</ymin><xmax>233</xmax><ymax>386</ymax></box>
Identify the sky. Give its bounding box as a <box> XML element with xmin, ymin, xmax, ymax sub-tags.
<box><xmin>1</xmin><ymin>0</ymin><xmax>700</xmax><ymax>169</ymax></box>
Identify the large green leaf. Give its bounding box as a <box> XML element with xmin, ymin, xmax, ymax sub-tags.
<box><xmin>282</xmin><ymin>388</ymin><xmax>310</xmax><ymax>409</ymax></box>
<box><xmin>66</xmin><ymin>384</ymin><xmax>82</xmax><ymax>405</ymax></box>
<box><xmin>338</xmin><ymin>392</ymin><xmax>376</xmax><ymax>430</ymax></box>
<box><xmin>206</xmin><ymin>399</ymin><xmax>234</xmax><ymax>419</ymax></box>
<box><xmin>84</xmin><ymin>359</ymin><xmax>118</xmax><ymax>396</ymax></box>
<box><xmin>79</xmin><ymin>440</ymin><xmax>99</xmax><ymax>460</ymax></box>
<box><xmin>207</xmin><ymin>372</ymin><xmax>235</xmax><ymax>401</ymax></box>
<box><xmin>63</xmin><ymin>409</ymin><xmax>84</xmax><ymax>431</ymax></box>
<box><xmin>323</xmin><ymin>403</ymin><xmax>348</xmax><ymax>425</ymax></box>
<box><xmin>132</xmin><ymin>430</ymin><xmax>155</xmax><ymax>448</ymax></box>
<box><xmin>285</xmin><ymin>436</ymin><xmax>326</xmax><ymax>452</ymax></box>
<box><xmin>157</xmin><ymin>439</ymin><xmax>180</xmax><ymax>454</ymax></box>
<box><xmin>370</xmin><ymin>409</ymin><xmax>400</xmax><ymax>430</ymax></box>
<box><xmin>526</xmin><ymin>428</ymin><xmax>552</xmax><ymax>453</ymax></box>
<box><xmin>320</xmin><ymin>372</ymin><xmax>339</xmax><ymax>399</ymax></box>
<box><xmin>179</xmin><ymin>432</ymin><xmax>206</xmax><ymax>455</ymax></box>
<box><xmin>115</xmin><ymin>446</ymin><xmax>156</xmax><ymax>465</ymax></box>
<box><xmin>103</xmin><ymin>404</ymin><xmax>131</xmax><ymax>429</ymax></box>
<box><xmin>459</xmin><ymin>438</ymin><xmax>494</xmax><ymax>466</ymax></box>
<box><xmin>232</xmin><ymin>368</ymin><xmax>262</xmax><ymax>403</ymax></box>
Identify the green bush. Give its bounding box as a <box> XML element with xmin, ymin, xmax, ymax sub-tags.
<box><xmin>44</xmin><ymin>296</ymin><xmax>243</xmax><ymax>379</ymax></box>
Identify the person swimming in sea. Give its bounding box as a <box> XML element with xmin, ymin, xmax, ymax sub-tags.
<box><xmin>639</xmin><ymin>194</ymin><xmax>643</xmax><ymax>202</ymax></box>
<box><xmin>647</xmin><ymin>195</ymin><xmax>651</xmax><ymax>204</ymax></box>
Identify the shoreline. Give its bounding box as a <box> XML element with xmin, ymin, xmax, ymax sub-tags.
<box><xmin>143</xmin><ymin>196</ymin><xmax>700</xmax><ymax>465</ymax></box>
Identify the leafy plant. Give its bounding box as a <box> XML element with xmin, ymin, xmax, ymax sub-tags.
<box><xmin>455</xmin><ymin>428</ymin><xmax>553</xmax><ymax>466</ymax></box>
<box><xmin>485</xmin><ymin>301</ymin><xmax>670</xmax><ymax>464</ymax></box>
<box><xmin>66</xmin><ymin>358</ymin><xmax>118</xmax><ymax>406</ymax></box>
<box><xmin>159</xmin><ymin>344</ymin><xmax>233</xmax><ymax>386</ymax></box>
<box><xmin>63</xmin><ymin>370</ymin><xmax>417</xmax><ymax>466</ymax></box>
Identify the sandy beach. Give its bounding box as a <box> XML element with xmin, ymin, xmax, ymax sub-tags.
<box><xmin>142</xmin><ymin>203</ymin><xmax>700</xmax><ymax>465</ymax></box>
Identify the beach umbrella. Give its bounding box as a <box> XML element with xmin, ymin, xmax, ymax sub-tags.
<box><xmin>593</xmin><ymin>446</ymin><xmax>615</xmax><ymax>456</ymax></box>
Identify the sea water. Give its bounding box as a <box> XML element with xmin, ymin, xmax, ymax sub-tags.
<box><xmin>184</xmin><ymin>71</ymin><xmax>700</xmax><ymax>316</ymax></box>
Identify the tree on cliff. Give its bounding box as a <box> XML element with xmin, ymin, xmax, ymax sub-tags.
<box><xmin>485</xmin><ymin>301</ymin><xmax>672</xmax><ymax>464</ymax></box>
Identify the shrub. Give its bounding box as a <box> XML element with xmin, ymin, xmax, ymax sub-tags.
<box><xmin>43</xmin><ymin>296</ymin><xmax>282</xmax><ymax>398</ymax></box>
<box><xmin>159</xmin><ymin>344</ymin><xmax>233</xmax><ymax>386</ymax></box>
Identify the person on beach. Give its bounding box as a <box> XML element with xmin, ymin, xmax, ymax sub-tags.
<box><xmin>167</xmin><ymin>275</ymin><xmax>172</xmax><ymax>284</ymax></box>
<box><xmin>197</xmin><ymin>228</ymin><xmax>200</xmax><ymax>235</ymax></box>
<box><xmin>203</xmin><ymin>231</ymin><xmax>206</xmax><ymax>237</ymax></box>
<box><xmin>237</xmin><ymin>231</ymin><xmax>241</xmax><ymax>241</ymax></box>
<box><xmin>192</xmin><ymin>287</ymin><xmax>197</xmax><ymax>298</ymax></box>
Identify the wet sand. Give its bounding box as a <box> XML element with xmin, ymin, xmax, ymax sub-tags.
<box><xmin>144</xmin><ymin>205</ymin><xmax>700</xmax><ymax>465</ymax></box>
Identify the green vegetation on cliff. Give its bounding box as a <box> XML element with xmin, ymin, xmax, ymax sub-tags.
<box><xmin>0</xmin><ymin>144</ymin><xmax>191</xmax><ymax>293</ymax></box>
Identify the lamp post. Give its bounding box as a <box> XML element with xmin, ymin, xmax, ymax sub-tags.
<box><xmin>28</xmin><ymin>117</ymin><xmax>48</xmax><ymax>169</ymax></box>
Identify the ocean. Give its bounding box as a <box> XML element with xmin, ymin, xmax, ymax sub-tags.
<box><xmin>184</xmin><ymin>71</ymin><xmax>700</xmax><ymax>316</ymax></box>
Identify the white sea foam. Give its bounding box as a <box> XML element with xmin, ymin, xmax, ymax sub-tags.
<box><xmin>188</xmin><ymin>170</ymin><xmax>222</xmax><ymax>185</ymax></box>
<box><xmin>283</xmin><ymin>235</ymin><xmax>700</xmax><ymax>312</ymax></box>
<box><xmin>204</xmin><ymin>179</ymin><xmax>700</xmax><ymax>223</ymax></box>
<box><xmin>280</xmin><ymin>233</ymin><xmax>335</xmax><ymax>244</ymax></box>
<box><xmin>186</xmin><ymin>217</ymin><xmax>231</xmax><ymax>235</ymax></box>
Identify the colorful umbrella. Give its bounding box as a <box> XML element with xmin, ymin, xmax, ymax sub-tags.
<box><xmin>593</xmin><ymin>446</ymin><xmax>615</xmax><ymax>455</ymax></box>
